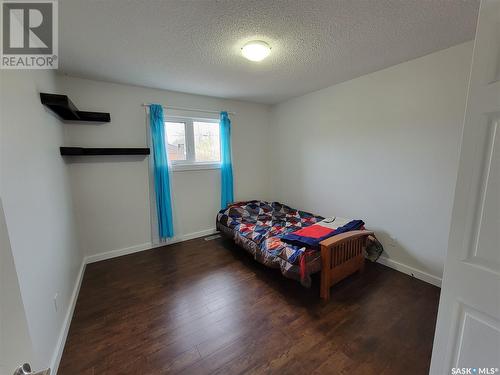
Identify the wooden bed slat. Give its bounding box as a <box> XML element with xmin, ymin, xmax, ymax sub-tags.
<box><xmin>319</xmin><ymin>231</ymin><xmax>374</xmax><ymax>300</ymax></box>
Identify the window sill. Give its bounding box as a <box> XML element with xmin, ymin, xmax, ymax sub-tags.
<box><xmin>171</xmin><ymin>163</ymin><xmax>221</xmax><ymax>172</ymax></box>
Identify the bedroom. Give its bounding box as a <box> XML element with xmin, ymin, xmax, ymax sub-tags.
<box><xmin>1</xmin><ymin>0</ymin><xmax>499</xmax><ymax>374</ymax></box>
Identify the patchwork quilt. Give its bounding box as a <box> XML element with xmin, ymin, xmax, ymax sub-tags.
<box><xmin>216</xmin><ymin>200</ymin><xmax>325</xmax><ymax>286</ymax></box>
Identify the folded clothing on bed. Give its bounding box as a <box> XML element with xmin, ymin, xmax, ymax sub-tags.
<box><xmin>281</xmin><ymin>218</ymin><xmax>365</xmax><ymax>249</ymax></box>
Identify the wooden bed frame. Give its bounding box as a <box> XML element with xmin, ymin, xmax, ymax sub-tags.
<box><xmin>319</xmin><ymin>230</ymin><xmax>374</xmax><ymax>300</ymax></box>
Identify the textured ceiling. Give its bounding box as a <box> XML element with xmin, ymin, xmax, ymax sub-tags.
<box><xmin>59</xmin><ymin>0</ymin><xmax>479</xmax><ymax>104</ymax></box>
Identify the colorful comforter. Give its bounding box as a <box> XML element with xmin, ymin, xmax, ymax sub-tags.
<box><xmin>216</xmin><ymin>200</ymin><xmax>325</xmax><ymax>286</ymax></box>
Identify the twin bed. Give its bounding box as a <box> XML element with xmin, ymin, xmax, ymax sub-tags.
<box><xmin>216</xmin><ymin>200</ymin><xmax>379</xmax><ymax>299</ymax></box>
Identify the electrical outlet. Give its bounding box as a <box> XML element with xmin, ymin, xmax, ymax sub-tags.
<box><xmin>53</xmin><ymin>293</ymin><xmax>59</xmax><ymax>312</ymax></box>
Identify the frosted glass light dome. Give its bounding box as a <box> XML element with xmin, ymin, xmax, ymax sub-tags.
<box><xmin>241</xmin><ymin>41</ymin><xmax>271</xmax><ymax>62</ymax></box>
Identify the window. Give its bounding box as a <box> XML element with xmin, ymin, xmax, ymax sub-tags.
<box><xmin>165</xmin><ymin>116</ymin><xmax>220</xmax><ymax>171</ymax></box>
<box><xmin>165</xmin><ymin>122</ymin><xmax>186</xmax><ymax>161</ymax></box>
<box><xmin>193</xmin><ymin>121</ymin><xmax>221</xmax><ymax>162</ymax></box>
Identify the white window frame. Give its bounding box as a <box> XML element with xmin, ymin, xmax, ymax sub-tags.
<box><xmin>164</xmin><ymin>115</ymin><xmax>221</xmax><ymax>172</ymax></box>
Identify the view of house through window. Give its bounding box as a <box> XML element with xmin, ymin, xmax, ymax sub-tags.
<box><xmin>164</xmin><ymin>121</ymin><xmax>187</xmax><ymax>161</ymax></box>
<box><xmin>165</xmin><ymin>117</ymin><xmax>220</xmax><ymax>168</ymax></box>
<box><xmin>194</xmin><ymin>121</ymin><xmax>221</xmax><ymax>162</ymax></box>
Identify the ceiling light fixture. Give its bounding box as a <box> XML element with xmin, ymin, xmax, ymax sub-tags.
<box><xmin>241</xmin><ymin>41</ymin><xmax>271</xmax><ymax>62</ymax></box>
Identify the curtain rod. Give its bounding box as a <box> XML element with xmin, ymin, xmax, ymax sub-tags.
<box><xmin>142</xmin><ymin>103</ymin><xmax>235</xmax><ymax>115</ymax></box>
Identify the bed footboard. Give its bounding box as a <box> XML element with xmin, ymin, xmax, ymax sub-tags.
<box><xmin>319</xmin><ymin>230</ymin><xmax>374</xmax><ymax>300</ymax></box>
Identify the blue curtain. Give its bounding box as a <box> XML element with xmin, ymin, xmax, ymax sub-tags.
<box><xmin>220</xmin><ymin>111</ymin><xmax>234</xmax><ymax>209</ymax></box>
<box><xmin>149</xmin><ymin>104</ymin><xmax>174</xmax><ymax>239</ymax></box>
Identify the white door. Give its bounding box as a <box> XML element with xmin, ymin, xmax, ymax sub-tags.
<box><xmin>430</xmin><ymin>1</ymin><xmax>500</xmax><ymax>374</ymax></box>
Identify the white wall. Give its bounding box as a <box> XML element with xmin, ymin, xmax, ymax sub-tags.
<box><xmin>57</xmin><ymin>76</ymin><xmax>271</xmax><ymax>259</ymax></box>
<box><xmin>0</xmin><ymin>199</ymin><xmax>35</xmax><ymax>375</ymax></box>
<box><xmin>0</xmin><ymin>71</ymin><xmax>83</xmax><ymax>371</ymax></box>
<box><xmin>269</xmin><ymin>42</ymin><xmax>473</xmax><ymax>282</ymax></box>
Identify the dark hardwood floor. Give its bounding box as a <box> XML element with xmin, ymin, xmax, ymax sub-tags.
<box><xmin>59</xmin><ymin>236</ymin><xmax>440</xmax><ymax>374</ymax></box>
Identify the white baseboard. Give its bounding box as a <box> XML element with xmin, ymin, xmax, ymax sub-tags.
<box><xmin>50</xmin><ymin>259</ymin><xmax>86</xmax><ymax>375</ymax></box>
<box><xmin>377</xmin><ymin>255</ymin><xmax>442</xmax><ymax>287</ymax></box>
<box><xmin>84</xmin><ymin>242</ymin><xmax>154</xmax><ymax>264</ymax></box>
<box><xmin>85</xmin><ymin>227</ymin><xmax>217</xmax><ymax>264</ymax></box>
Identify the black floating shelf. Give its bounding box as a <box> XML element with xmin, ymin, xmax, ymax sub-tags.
<box><xmin>60</xmin><ymin>147</ymin><xmax>150</xmax><ymax>156</ymax></box>
<box><xmin>40</xmin><ymin>93</ymin><xmax>110</xmax><ymax>123</ymax></box>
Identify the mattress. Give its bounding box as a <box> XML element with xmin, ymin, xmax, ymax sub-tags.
<box><xmin>216</xmin><ymin>200</ymin><xmax>325</xmax><ymax>287</ymax></box>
